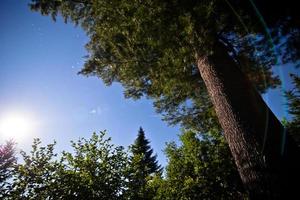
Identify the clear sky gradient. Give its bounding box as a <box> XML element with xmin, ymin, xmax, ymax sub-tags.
<box><xmin>0</xmin><ymin>0</ymin><xmax>298</xmax><ymax>166</ymax></box>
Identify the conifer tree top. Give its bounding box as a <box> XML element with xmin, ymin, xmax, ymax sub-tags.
<box><xmin>131</xmin><ymin>127</ymin><xmax>161</xmax><ymax>174</ymax></box>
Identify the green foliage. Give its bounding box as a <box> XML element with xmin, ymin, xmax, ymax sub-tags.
<box><xmin>1</xmin><ymin>129</ymin><xmax>251</xmax><ymax>199</ymax></box>
<box><xmin>9</xmin><ymin>139</ymin><xmax>59</xmax><ymax>200</ymax></box>
<box><xmin>126</xmin><ymin>127</ymin><xmax>162</xmax><ymax>200</ymax></box>
<box><xmin>154</xmin><ymin>130</ymin><xmax>246</xmax><ymax>200</ymax></box>
<box><xmin>28</xmin><ymin>0</ymin><xmax>292</xmax><ymax>133</ymax></box>
<box><xmin>3</xmin><ymin>131</ymin><xmax>129</xmax><ymax>200</ymax></box>
<box><xmin>130</xmin><ymin>128</ymin><xmax>161</xmax><ymax>174</ymax></box>
<box><xmin>23</xmin><ymin>3</ymin><xmax>300</xmax><ymax>198</ymax></box>
<box><xmin>58</xmin><ymin>131</ymin><xmax>129</xmax><ymax>200</ymax></box>
<box><xmin>285</xmin><ymin>74</ymin><xmax>300</xmax><ymax>145</ymax></box>
<box><xmin>0</xmin><ymin>140</ymin><xmax>16</xmax><ymax>198</ymax></box>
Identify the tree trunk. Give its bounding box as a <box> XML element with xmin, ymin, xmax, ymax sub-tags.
<box><xmin>197</xmin><ymin>41</ymin><xmax>300</xmax><ymax>199</ymax></box>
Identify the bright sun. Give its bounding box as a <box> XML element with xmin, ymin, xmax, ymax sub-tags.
<box><xmin>0</xmin><ymin>112</ymin><xmax>36</xmax><ymax>140</ymax></box>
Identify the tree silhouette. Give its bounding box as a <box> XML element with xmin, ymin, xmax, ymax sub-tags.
<box><xmin>286</xmin><ymin>74</ymin><xmax>300</xmax><ymax>145</ymax></box>
<box><xmin>0</xmin><ymin>140</ymin><xmax>16</xmax><ymax>198</ymax></box>
<box><xmin>127</xmin><ymin>127</ymin><xmax>161</xmax><ymax>200</ymax></box>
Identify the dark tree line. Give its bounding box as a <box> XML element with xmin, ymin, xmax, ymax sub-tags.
<box><xmin>0</xmin><ymin>128</ymin><xmax>161</xmax><ymax>199</ymax></box>
<box><xmin>286</xmin><ymin>74</ymin><xmax>300</xmax><ymax>145</ymax></box>
<box><xmin>0</xmin><ymin>128</ymin><xmax>247</xmax><ymax>199</ymax></box>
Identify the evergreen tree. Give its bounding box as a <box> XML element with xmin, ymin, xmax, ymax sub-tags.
<box><xmin>0</xmin><ymin>140</ymin><xmax>16</xmax><ymax>199</ymax></box>
<box><xmin>286</xmin><ymin>74</ymin><xmax>300</xmax><ymax>145</ymax></box>
<box><xmin>126</xmin><ymin>127</ymin><xmax>161</xmax><ymax>200</ymax></box>
<box><xmin>29</xmin><ymin>1</ymin><xmax>300</xmax><ymax>198</ymax></box>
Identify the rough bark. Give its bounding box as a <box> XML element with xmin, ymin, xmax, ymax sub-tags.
<box><xmin>197</xmin><ymin>41</ymin><xmax>300</xmax><ymax>199</ymax></box>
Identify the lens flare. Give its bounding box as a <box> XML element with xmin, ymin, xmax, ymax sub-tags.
<box><xmin>0</xmin><ymin>112</ymin><xmax>36</xmax><ymax>141</ymax></box>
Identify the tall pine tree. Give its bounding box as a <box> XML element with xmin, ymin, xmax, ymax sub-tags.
<box><xmin>126</xmin><ymin>127</ymin><xmax>161</xmax><ymax>200</ymax></box>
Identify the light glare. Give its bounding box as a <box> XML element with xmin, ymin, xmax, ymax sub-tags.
<box><xmin>0</xmin><ymin>112</ymin><xmax>35</xmax><ymax>140</ymax></box>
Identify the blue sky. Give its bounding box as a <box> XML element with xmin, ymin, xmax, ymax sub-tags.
<box><xmin>0</xmin><ymin>0</ymin><xmax>298</xmax><ymax>166</ymax></box>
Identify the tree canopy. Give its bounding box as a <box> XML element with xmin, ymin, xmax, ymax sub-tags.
<box><xmin>5</xmin><ymin>132</ymin><xmax>128</xmax><ymax>200</ymax></box>
<box><xmin>57</xmin><ymin>132</ymin><xmax>129</xmax><ymax>200</ymax></box>
<box><xmin>28</xmin><ymin>0</ymin><xmax>300</xmax><ymax>198</ymax></box>
<box><xmin>155</xmin><ymin>130</ymin><xmax>245</xmax><ymax>199</ymax></box>
<box><xmin>1</xmin><ymin>129</ymin><xmax>248</xmax><ymax>199</ymax></box>
<box><xmin>28</xmin><ymin>0</ymin><xmax>300</xmax><ymax>132</ymax></box>
<box><xmin>9</xmin><ymin>139</ymin><xmax>59</xmax><ymax>199</ymax></box>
